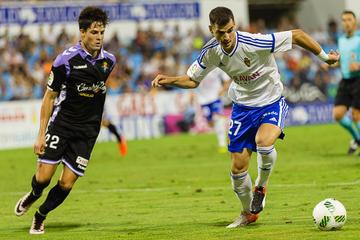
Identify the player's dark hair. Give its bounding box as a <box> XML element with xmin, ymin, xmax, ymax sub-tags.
<box><xmin>209</xmin><ymin>7</ymin><xmax>234</xmax><ymax>26</ymax></box>
<box><xmin>78</xmin><ymin>6</ymin><xmax>109</xmax><ymax>31</ymax></box>
<box><xmin>342</xmin><ymin>10</ymin><xmax>356</xmax><ymax>19</ymax></box>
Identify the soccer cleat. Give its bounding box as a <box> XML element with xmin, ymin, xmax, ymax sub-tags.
<box><xmin>118</xmin><ymin>136</ymin><xmax>128</xmax><ymax>156</ymax></box>
<box><xmin>250</xmin><ymin>186</ymin><xmax>266</xmax><ymax>214</ymax></box>
<box><xmin>347</xmin><ymin>139</ymin><xmax>359</xmax><ymax>155</ymax></box>
<box><xmin>29</xmin><ymin>212</ymin><xmax>46</xmax><ymax>235</ymax></box>
<box><xmin>14</xmin><ymin>191</ymin><xmax>40</xmax><ymax>216</ymax></box>
<box><xmin>226</xmin><ymin>211</ymin><xmax>259</xmax><ymax>228</ymax></box>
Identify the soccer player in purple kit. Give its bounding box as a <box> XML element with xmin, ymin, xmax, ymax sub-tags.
<box><xmin>14</xmin><ymin>6</ymin><xmax>116</xmax><ymax>234</ymax></box>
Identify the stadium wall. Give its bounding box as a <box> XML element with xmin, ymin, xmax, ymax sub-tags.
<box><xmin>0</xmin><ymin>92</ymin><xmax>334</xmax><ymax>150</ymax></box>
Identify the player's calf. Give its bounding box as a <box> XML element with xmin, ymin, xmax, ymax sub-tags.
<box><xmin>14</xmin><ymin>175</ymin><xmax>50</xmax><ymax>216</ymax></box>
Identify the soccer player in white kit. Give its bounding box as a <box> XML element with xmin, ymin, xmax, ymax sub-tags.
<box><xmin>196</xmin><ymin>68</ymin><xmax>230</xmax><ymax>153</ymax></box>
<box><xmin>152</xmin><ymin>7</ymin><xmax>339</xmax><ymax>228</ymax></box>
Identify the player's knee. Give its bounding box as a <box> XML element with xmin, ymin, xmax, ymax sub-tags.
<box><xmin>36</xmin><ymin>175</ymin><xmax>52</xmax><ymax>185</ymax></box>
<box><xmin>58</xmin><ymin>179</ymin><xmax>75</xmax><ymax>190</ymax></box>
<box><xmin>255</xmin><ymin>136</ymin><xmax>275</xmax><ymax>148</ymax></box>
<box><xmin>231</xmin><ymin>153</ymin><xmax>250</xmax><ymax>173</ymax></box>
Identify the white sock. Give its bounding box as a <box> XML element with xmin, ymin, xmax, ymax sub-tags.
<box><xmin>213</xmin><ymin>115</ymin><xmax>227</xmax><ymax>147</ymax></box>
<box><xmin>255</xmin><ymin>145</ymin><xmax>277</xmax><ymax>187</ymax></box>
<box><xmin>230</xmin><ymin>171</ymin><xmax>253</xmax><ymax>213</ymax></box>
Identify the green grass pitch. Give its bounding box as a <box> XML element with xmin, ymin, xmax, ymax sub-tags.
<box><xmin>0</xmin><ymin>124</ymin><xmax>359</xmax><ymax>239</ymax></box>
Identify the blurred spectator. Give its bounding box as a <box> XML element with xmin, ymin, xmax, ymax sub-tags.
<box><xmin>0</xmin><ymin>18</ymin><xmax>342</xmax><ymax>103</ymax></box>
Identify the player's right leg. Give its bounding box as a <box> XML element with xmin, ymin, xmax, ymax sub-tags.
<box><xmin>226</xmin><ymin>103</ymin><xmax>259</xmax><ymax>228</ymax></box>
<box><xmin>226</xmin><ymin>149</ymin><xmax>259</xmax><ymax>228</ymax></box>
<box><xmin>14</xmin><ymin>163</ymin><xmax>57</xmax><ymax>216</ymax></box>
<box><xmin>333</xmin><ymin>105</ymin><xmax>360</xmax><ymax>154</ymax></box>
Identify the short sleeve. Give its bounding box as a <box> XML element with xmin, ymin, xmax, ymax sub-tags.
<box><xmin>186</xmin><ymin>59</ymin><xmax>216</xmax><ymax>83</ymax></box>
<box><xmin>272</xmin><ymin>31</ymin><xmax>292</xmax><ymax>53</ymax></box>
<box><xmin>186</xmin><ymin>44</ymin><xmax>217</xmax><ymax>82</ymax></box>
<box><xmin>47</xmin><ymin>59</ymin><xmax>66</xmax><ymax>92</ymax></box>
<box><xmin>238</xmin><ymin>31</ymin><xmax>292</xmax><ymax>54</ymax></box>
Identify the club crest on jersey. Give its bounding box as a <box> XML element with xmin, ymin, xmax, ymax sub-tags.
<box><xmin>102</xmin><ymin>61</ymin><xmax>109</xmax><ymax>72</ymax></box>
<box><xmin>244</xmin><ymin>57</ymin><xmax>251</xmax><ymax>67</ymax></box>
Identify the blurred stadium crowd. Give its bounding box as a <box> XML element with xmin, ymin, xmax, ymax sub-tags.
<box><xmin>0</xmin><ymin>17</ymin><xmax>345</xmax><ymax>102</ymax></box>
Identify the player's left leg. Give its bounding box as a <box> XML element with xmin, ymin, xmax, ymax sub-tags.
<box><xmin>30</xmin><ymin>165</ymin><xmax>78</xmax><ymax>234</ymax></box>
<box><xmin>250</xmin><ymin>124</ymin><xmax>281</xmax><ymax>214</ymax></box>
<box><xmin>251</xmin><ymin>97</ymin><xmax>288</xmax><ymax>214</ymax></box>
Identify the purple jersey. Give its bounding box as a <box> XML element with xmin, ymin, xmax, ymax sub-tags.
<box><xmin>47</xmin><ymin>42</ymin><xmax>116</xmax><ymax>138</ymax></box>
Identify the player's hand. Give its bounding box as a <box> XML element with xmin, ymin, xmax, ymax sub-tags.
<box><xmin>34</xmin><ymin>134</ymin><xmax>46</xmax><ymax>156</ymax></box>
<box><xmin>349</xmin><ymin>62</ymin><xmax>360</xmax><ymax>72</ymax></box>
<box><xmin>320</xmin><ymin>63</ymin><xmax>329</xmax><ymax>71</ymax></box>
<box><xmin>325</xmin><ymin>50</ymin><xmax>340</xmax><ymax>65</ymax></box>
<box><xmin>151</xmin><ymin>74</ymin><xmax>168</xmax><ymax>88</ymax></box>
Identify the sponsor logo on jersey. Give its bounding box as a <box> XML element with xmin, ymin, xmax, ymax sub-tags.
<box><xmin>48</xmin><ymin>71</ymin><xmax>54</xmax><ymax>86</ymax></box>
<box><xmin>244</xmin><ymin>57</ymin><xmax>251</xmax><ymax>67</ymax></box>
<box><xmin>76</xmin><ymin>156</ymin><xmax>88</xmax><ymax>170</ymax></box>
<box><xmin>233</xmin><ymin>71</ymin><xmax>261</xmax><ymax>85</ymax></box>
<box><xmin>73</xmin><ymin>64</ymin><xmax>88</xmax><ymax>69</ymax></box>
<box><xmin>77</xmin><ymin>81</ymin><xmax>106</xmax><ymax>95</ymax></box>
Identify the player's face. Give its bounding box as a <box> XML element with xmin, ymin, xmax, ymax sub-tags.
<box><xmin>210</xmin><ymin>19</ymin><xmax>236</xmax><ymax>53</ymax></box>
<box><xmin>342</xmin><ymin>13</ymin><xmax>356</xmax><ymax>35</ymax></box>
<box><xmin>80</xmin><ymin>21</ymin><xmax>105</xmax><ymax>55</ymax></box>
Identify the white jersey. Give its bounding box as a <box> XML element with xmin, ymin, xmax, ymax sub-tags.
<box><xmin>187</xmin><ymin>31</ymin><xmax>293</xmax><ymax>107</ymax></box>
<box><xmin>196</xmin><ymin>68</ymin><xmax>230</xmax><ymax>105</ymax></box>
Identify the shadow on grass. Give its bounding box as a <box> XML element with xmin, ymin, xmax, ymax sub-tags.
<box><xmin>205</xmin><ymin>221</ymin><xmax>263</xmax><ymax>229</ymax></box>
<box><xmin>19</xmin><ymin>222</ymin><xmax>83</xmax><ymax>232</ymax></box>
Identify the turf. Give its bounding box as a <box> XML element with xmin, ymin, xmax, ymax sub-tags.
<box><xmin>0</xmin><ymin>124</ymin><xmax>359</xmax><ymax>240</ymax></box>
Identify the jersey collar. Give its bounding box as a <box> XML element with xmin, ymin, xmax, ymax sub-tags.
<box><xmin>76</xmin><ymin>42</ymin><xmax>105</xmax><ymax>61</ymax></box>
<box><xmin>221</xmin><ymin>31</ymin><xmax>239</xmax><ymax>57</ymax></box>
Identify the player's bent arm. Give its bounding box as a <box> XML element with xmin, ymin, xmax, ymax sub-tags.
<box><xmin>291</xmin><ymin>29</ymin><xmax>339</xmax><ymax>65</ymax></box>
<box><xmin>152</xmin><ymin>74</ymin><xmax>199</xmax><ymax>89</ymax></box>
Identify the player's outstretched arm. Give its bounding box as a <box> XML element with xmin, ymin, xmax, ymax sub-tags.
<box><xmin>291</xmin><ymin>29</ymin><xmax>339</xmax><ymax>65</ymax></box>
<box><xmin>34</xmin><ymin>89</ymin><xmax>58</xmax><ymax>156</ymax></box>
<box><xmin>152</xmin><ymin>74</ymin><xmax>199</xmax><ymax>89</ymax></box>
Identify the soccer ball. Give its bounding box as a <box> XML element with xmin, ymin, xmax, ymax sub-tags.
<box><xmin>313</xmin><ymin>198</ymin><xmax>347</xmax><ymax>231</ymax></box>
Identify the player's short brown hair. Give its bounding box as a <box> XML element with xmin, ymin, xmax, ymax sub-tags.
<box><xmin>78</xmin><ymin>6</ymin><xmax>109</xmax><ymax>31</ymax></box>
<box><xmin>209</xmin><ymin>7</ymin><xmax>234</xmax><ymax>26</ymax></box>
